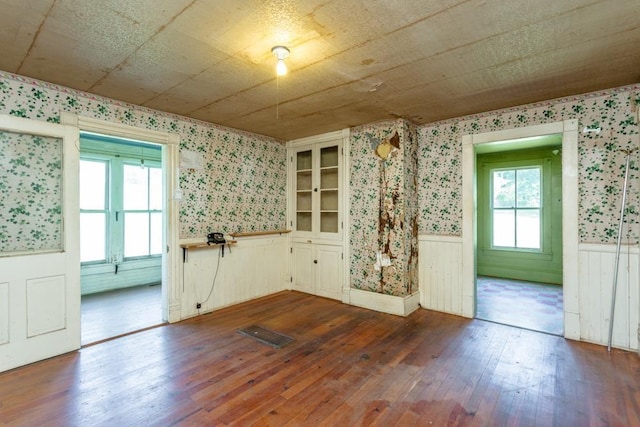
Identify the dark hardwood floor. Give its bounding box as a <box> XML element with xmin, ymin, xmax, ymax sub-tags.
<box><xmin>1</xmin><ymin>291</ymin><xmax>638</xmax><ymax>426</ymax></box>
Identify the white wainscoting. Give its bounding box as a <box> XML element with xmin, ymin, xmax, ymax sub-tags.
<box><xmin>0</xmin><ymin>282</ymin><xmax>8</xmax><ymax>345</ymax></box>
<box><xmin>180</xmin><ymin>235</ymin><xmax>288</xmax><ymax>319</ymax></box>
<box><xmin>418</xmin><ymin>235</ymin><xmax>465</xmax><ymax>316</ymax></box>
<box><xmin>419</xmin><ymin>235</ymin><xmax>640</xmax><ymax>351</ymax></box>
<box><xmin>81</xmin><ymin>257</ymin><xmax>162</xmax><ymax>295</ymax></box>
<box><xmin>578</xmin><ymin>244</ymin><xmax>639</xmax><ymax>350</ymax></box>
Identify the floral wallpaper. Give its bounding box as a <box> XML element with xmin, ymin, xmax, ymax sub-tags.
<box><xmin>0</xmin><ymin>71</ymin><xmax>287</xmax><ymax>242</ymax></box>
<box><xmin>350</xmin><ymin>119</ymin><xmax>418</xmax><ymax>296</ymax></box>
<box><xmin>0</xmin><ymin>131</ymin><xmax>62</xmax><ymax>253</ymax></box>
<box><xmin>418</xmin><ymin>86</ymin><xmax>640</xmax><ymax>244</ymax></box>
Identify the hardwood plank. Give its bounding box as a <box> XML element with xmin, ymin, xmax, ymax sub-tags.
<box><xmin>0</xmin><ymin>291</ymin><xmax>639</xmax><ymax>426</ymax></box>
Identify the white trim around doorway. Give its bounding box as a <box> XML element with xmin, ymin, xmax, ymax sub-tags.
<box><xmin>461</xmin><ymin>120</ymin><xmax>579</xmax><ymax>340</ymax></box>
<box><xmin>60</xmin><ymin>113</ymin><xmax>182</xmax><ymax>323</ymax></box>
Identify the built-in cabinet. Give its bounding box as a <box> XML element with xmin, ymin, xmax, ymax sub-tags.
<box><xmin>288</xmin><ymin>130</ymin><xmax>348</xmax><ymax>301</ymax></box>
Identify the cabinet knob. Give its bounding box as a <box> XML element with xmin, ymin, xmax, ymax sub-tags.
<box><xmin>313</xmin><ymin>260</ymin><xmax>318</xmax><ymax>264</ymax></box>
<box><xmin>314</xmin><ymin>188</ymin><xmax>318</xmax><ymax>192</ymax></box>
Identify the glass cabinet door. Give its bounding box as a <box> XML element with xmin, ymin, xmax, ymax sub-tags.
<box><xmin>295</xmin><ymin>149</ymin><xmax>313</xmax><ymax>232</ymax></box>
<box><xmin>319</xmin><ymin>145</ymin><xmax>339</xmax><ymax>233</ymax></box>
<box><xmin>291</xmin><ymin>141</ymin><xmax>341</xmax><ymax>237</ymax></box>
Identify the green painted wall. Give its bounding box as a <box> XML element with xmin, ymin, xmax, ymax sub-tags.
<box><xmin>477</xmin><ymin>146</ymin><xmax>563</xmax><ymax>285</ymax></box>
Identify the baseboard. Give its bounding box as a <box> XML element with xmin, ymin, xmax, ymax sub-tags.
<box><xmin>349</xmin><ymin>289</ymin><xmax>420</xmax><ymax>317</ymax></box>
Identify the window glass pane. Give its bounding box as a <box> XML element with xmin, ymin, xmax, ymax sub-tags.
<box><xmin>516</xmin><ymin>210</ymin><xmax>540</xmax><ymax>249</ymax></box>
<box><xmin>150</xmin><ymin>212</ymin><xmax>162</xmax><ymax>255</ymax></box>
<box><xmin>493</xmin><ymin>209</ymin><xmax>515</xmax><ymax>247</ymax></box>
<box><xmin>149</xmin><ymin>167</ymin><xmax>162</xmax><ymax>211</ymax></box>
<box><xmin>79</xmin><ymin>160</ymin><xmax>106</xmax><ymax>210</ymax></box>
<box><xmin>516</xmin><ymin>168</ymin><xmax>541</xmax><ymax>208</ymax></box>
<box><xmin>492</xmin><ymin>170</ymin><xmax>515</xmax><ymax>208</ymax></box>
<box><xmin>80</xmin><ymin>213</ymin><xmax>106</xmax><ymax>262</ymax></box>
<box><xmin>124</xmin><ymin>212</ymin><xmax>149</xmax><ymax>257</ymax></box>
<box><xmin>123</xmin><ymin>164</ymin><xmax>148</xmax><ymax>210</ymax></box>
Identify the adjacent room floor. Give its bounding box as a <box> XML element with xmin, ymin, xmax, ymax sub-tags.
<box><xmin>476</xmin><ymin>276</ymin><xmax>564</xmax><ymax>336</ymax></box>
<box><xmin>81</xmin><ymin>284</ymin><xmax>163</xmax><ymax>345</ymax></box>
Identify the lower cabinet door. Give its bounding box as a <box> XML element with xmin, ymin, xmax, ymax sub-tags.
<box><xmin>291</xmin><ymin>242</ymin><xmax>314</xmax><ymax>294</ymax></box>
<box><xmin>291</xmin><ymin>242</ymin><xmax>343</xmax><ymax>301</ymax></box>
<box><xmin>315</xmin><ymin>244</ymin><xmax>342</xmax><ymax>300</ymax></box>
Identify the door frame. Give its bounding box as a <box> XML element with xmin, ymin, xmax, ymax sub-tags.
<box><xmin>461</xmin><ymin>120</ymin><xmax>580</xmax><ymax>340</ymax></box>
<box><xmin>61</xmin><ymin>114</ymin><xmax>182</xmax><ymax>323</ymax></box>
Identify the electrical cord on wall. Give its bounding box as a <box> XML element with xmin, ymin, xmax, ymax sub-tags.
<box><xmin>196</xmin><ymin>245</ymin><xmax>223</xmax><ymax>310</ymax></box>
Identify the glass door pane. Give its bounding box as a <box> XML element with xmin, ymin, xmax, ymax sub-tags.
<box><xmin>296</xmin><ymin>150</ymin><xmax>313</xmax><ymax>232</ymax></box>
<box><xmin>320</xmin><ymin>145</ymin><xmax>339</xmax><ymax>233</ymax></box>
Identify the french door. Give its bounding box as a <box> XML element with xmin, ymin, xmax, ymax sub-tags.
<box><xmin>0</xmin><ymin>114</ymin><xmax>80</xmax><ymax>372</ymax></box>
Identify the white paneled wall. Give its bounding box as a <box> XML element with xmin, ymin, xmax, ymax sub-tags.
<box><xmin>180</xmin><ymin>235</ymin><xmax>288</xmax><ymax>319</ymax></box>
<box><xmin>0</xmin><ymin>282</ymin><xmax>8</xmax><ymax>345</ymax></box>
<box><xmin>419</xmin><ymin>235</ymin><xmax>640</xmax><ymax>351</ymax></box>
<box><xmin>578</xmin><ymin>244</ymin><xmax>639</xmax><ymax>350</ymax></box>
<box><xmin>419</xmin><ymin>235</ymin><xmax>464</xmax><ymax>316</ymax></box>
<box><xmin>81</xmin><ymin>257</ymin><xmax>162</xmax><ymax>295</ymax></box>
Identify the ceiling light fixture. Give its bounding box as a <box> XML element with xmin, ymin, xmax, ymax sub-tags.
<box><xmin>271</xmin><ymin>45</ymin><xmax>290</xmax><ymax>76</ymax></box>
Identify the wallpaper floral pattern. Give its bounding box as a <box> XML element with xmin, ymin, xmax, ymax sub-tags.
<box><xmin>1</xmin><ymin>70</ymin><xmax>638</xmax><ymax>298</ymax></box>
<box><xmin>0</xmin><ymin>71</ymin><xmax>287</xmax><ymax>242</ymax></box>
<box><xmin>418</xmin><ymin>86</ymin><xmax>640</xmax><ymax>244</ymax></box>
<box><xmin>0</xmin><ymin>131</ymin><xmax>62</xmax><ymax>253</ymax></box>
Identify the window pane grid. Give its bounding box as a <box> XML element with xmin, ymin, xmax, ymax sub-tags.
<box><xmin>491</xmin><ymin>166</ymin><xmax>541</xmax><ymax>250</ymax></box>
<box><xmin>123</xmin><ymin>164</ymin><xmax>162</xmax><ymax>259</ymax></box>
<box><xmin>80</xmin><ymin>153</ymin><xmax>162</xmax><ymax>263</ymax></box>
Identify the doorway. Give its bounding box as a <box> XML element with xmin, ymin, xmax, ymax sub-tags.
<box><xmin>61</xmin><ymin>112</ymin><xmax>182</xmax><ymax>344</ymax></box>
<box><xmin>461</xmin><ymin>120</ymin><xmax>581</xmax><ymax>340</ymax></box>
<box><xmin>474</xmin><ymin>140</ymin><xmax>563</xmax><ymax>335</ymax></box>
<box><xmin>79</xmin><ymin>132</ymin><xmax>164</xmax><ymax>344</ymax></box>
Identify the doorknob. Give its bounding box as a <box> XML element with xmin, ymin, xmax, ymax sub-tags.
<box><xmin>313</xmin><ymin>260</ymin><xmax>318</xmax><ymax>264</ymax></box>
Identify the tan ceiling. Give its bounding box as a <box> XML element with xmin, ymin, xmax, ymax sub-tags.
<box><xmin>1</xmin><ymin>0</ymin><xmax>639</xmax><ymax>141</ymax></box>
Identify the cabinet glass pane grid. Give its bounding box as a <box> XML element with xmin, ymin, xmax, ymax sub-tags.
<box><xmin>296</xmin><ymin>150</ymin><xmax>313</xmax><ymax>231</ymax></box>
<box><xmin>293</xmin><ymin>144</ymin><xmax>340</xmax><ymax>234</ymax></box>
<box><xmin>320</xmin><ymin>147</ymin><xmax>339</xmax><ymax>233</ymax></box>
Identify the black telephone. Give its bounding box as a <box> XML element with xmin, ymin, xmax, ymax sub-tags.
<box><xmin>207</xmin><ymin>232</ymin><xmax>226</xmax><ymax>245</ymax></box>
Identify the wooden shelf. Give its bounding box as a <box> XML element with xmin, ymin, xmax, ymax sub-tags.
<box><xmin>180</xmin><ymin>241</ymin><xmax>237</xmax><ymax>263</ymax></box>
<box><xmin>229</xmin><ymin>230</ymin><xmax>291</xmax><ymax>238</ymax></box>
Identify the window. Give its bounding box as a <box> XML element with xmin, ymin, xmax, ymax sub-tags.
<box><xmin>123</xmin><ymin>164</ymin><xmax>163</xmax><ymax>258</ymax></box>
<box><xmin>491</xmin><ymin>167</ymin><xmax>541</xmax><ymax>250</ymax></box>
<box><xmin>80</xmin><ymin>159</ymin><xmax>108</xmax><ymax>262</ymax></box>
<box><xmin>79</xmin><ymin>148</ymin><xmax>162</xmax><ymax>263</ymax></box>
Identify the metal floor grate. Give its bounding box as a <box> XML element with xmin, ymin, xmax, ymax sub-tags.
<box><xmin>237</xmin><ymin>325</ymin><xmax>294</xmax><ymax>349</ymax></box>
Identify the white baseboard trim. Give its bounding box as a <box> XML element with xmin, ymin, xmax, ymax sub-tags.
<box><xmin>349</xmin><ymin>289</ymin><xmax>420</xmax><ymax>317</ymax></box>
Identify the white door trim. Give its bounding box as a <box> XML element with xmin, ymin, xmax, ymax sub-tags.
<box><xmin>60</xmin><ymin>114</ymin><xmax>182</xmax><ymax>323</ymax></box>
<box><xmin>461</xmin><ymin>120</ymin><xmax>580</xmax><ymax>340</ymax></box>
